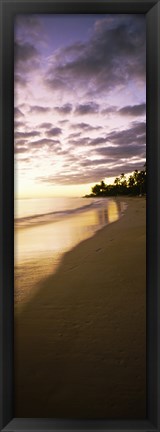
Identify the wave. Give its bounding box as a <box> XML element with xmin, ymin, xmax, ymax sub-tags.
<box><xmin>15</xmin><ymin>199</ymin><xmax>105</xmax><ymax>228</ymax></box>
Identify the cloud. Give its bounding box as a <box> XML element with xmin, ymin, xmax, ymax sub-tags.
<box><xmin>54</xmin><ymin>103</ymin><xmax>72</xmax><ymax>114</ymax></box>
<box><xmin>96</xmin><ymin>144</ymin><xmax>145</xmax><ymax>159</ymax></box>
<box><xmin>80</xmin><ymin>158</ymin><xmax>115</xmax><ymax>167</ymax></box>
<box><xmin>14</xmin><ymin>73</ymin><xmax>28</xmax><ymax>87</ymax></box>
<box><xmin>14</xmin><ymin>39</ymin><xmax>41</xmax><ymax>79</ymax></box>
<box><xmin>14</xmin><ymin>146</ymin><xmax>28</xmax><ymax>154</ymax></box>
<box><xmin>44</xmin><ymin>77</ymin><xmax>69</xmax><ymax>92</ymax></box>
<box><xmin>68</xmin><ymin>132</ymin><xmax>82</xmax><ymax>139</ymax></box>
<box><xmin>14</xmin><ymin>41</ymin><xmax>39</xmax><ymax>64</ymax></box>
<box><xmin>14</xmin><ymin>139</ymin><xmax>27</xmax><ymax>147</ymax></box>
<box><xmin>14</xmin><ymin>138</ymin><xmax>61</xmax><ymax>154</ymax></box>
<box><xmin>28</xmin><ymin>138</ymin><xmax>61</xmax><ymax>150</ymax></box>
<box><xmin>20</xmin><ymin>157</ymin><xmax>31</xmax><ymax>162</ymax></box>
<box><xmin>39</xmin><ymin>123</ymin><xmax>53</xmax><ymax>129</ymax></box>
<box><xmin>14</xmin><ymin>135</ymin><xmax>60</xmax><ymax>154</ymax></box>
<box><xmin>64</xmin><ymin>120</ymin><xmax>146</xmax><ymax>179</ymax></box>
<box><xmin>45</xmin><ymin>15</ymin><xmax>145</xmax><ymax>95</ymax></box>
<box><xmin>14</xmin><ymin>15</ymin><xmax>146</xmax><ymax>191</ymax></box>
<box><xmin>14</xmin><ymin>121</ymin><xmax>24</xmax><ymax>129</ymax></box>
<box><xmin>15</xmin><ymin>15</ymin><xmax>43</xmax><ymax>42</ymax></box>
<box><xmin>68</xmin><ymin>137</ymin><xmax>90</xmax><ymax>147</ymax></box>
<box><xmin>38</xmin><ymin>159</ymin><xmax>145</xmax><ymax>186</ymax></box>
<box><xmin>106</xmin><ymin>122</ymin><xmax>146</xmax><ymax>145</ymax></box>
<box><xmin>101</xmin><ymin>106</ymin><xmax>117</xmax><ymax>115</ymax></box>
<box><xmin>67</xmin><ymin>135</ymin><xmax>106</xmax><ymax>147</ymax></box>
<box><xmin>59</xmin><ymin>120</ymin><xmax>69</xmax><ymax>125</ymax></box>
<box><xmin>89</xmin><ymin>137</ymin><xmax>107</xmax><ymax>146</ymax></box>
<box><xmin>14</xmin><ymin>131</ymin><xmax>40</xmax><ymax>139</ymax></box>
<box><xmin>118</xmin><ymin>103</ymin><xmax>146</xmax><ymax>117</ymax></box>
<box><xmin>67</xmin><ymin>122</ymin><xmax>146</xmax><ymax>149</ymax></box>
<box><xmin>71</xmin><ymin>122</ymin><xmax>102</xmax><ymax>132</ymax></box>
<box><xmin>14</xmin><ymin>107</ymin><xmax>24</xmax><ymax>118</ymax></box>
<box><xmin>19</xmin><ymin>157</ymin><xmax>31</xmax><ymax>163</ymax></box>
<box><xmin>74</xmin><ymin>102</ymin><xmax>99</xmax><ymax>115</ymax></box>
<box><xmin>29</xmin><ymin>106</ymin><xmax>51</xmax><ymax>114</ymax></box>
<box><xmin>46</xmin><ymin>127</ymin><xmax>62</xmax><ymax>137</ymax></box>
<box><xmin>71</xmin><ymin>122</ymin><xmax>92</xmax><ymax>130</ymax></box>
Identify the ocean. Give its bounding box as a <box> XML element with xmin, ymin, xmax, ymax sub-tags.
<box><xmin>15</xmin><ymin>197</ymin><xmax>108</xmax><ymax>228</ymax></box>
<box><xmin>14</xmin><ymin>197</ymin><xmax>126</xmax><ymax>303</ymax></box>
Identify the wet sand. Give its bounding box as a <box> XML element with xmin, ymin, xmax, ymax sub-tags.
<box><xmin>14</xmin><ymin>197</ymin><xmax>146</xmax><ymax>419</ymax></box>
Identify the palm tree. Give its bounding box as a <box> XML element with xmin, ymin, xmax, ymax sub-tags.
<box><xmin>92</xmin><ymin>184</ymin><xmax>101</xmax><ymax>196</ymax></box>
<box><xmin>100</xmin><ymin>180</ymin><xmax>106</xmax><ymax>194</ymax></box>
<box><xmin>87</xmin><ymin>164</ymin><xmax>147</xmax><ymax>197</ymax></box>
<box><xmin>128</xmin><ymin>174</ymin><xmax>135</xmax><ymax>188</ymax></box>
<box><xmin>114</xmin><ymin>177</ymin><xmax>120</xmax><ymax>186</ymax></box>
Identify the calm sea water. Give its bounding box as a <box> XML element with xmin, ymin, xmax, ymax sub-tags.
<box><xmin>14</xmin><ymin>197</ymin><xmax>126</xmax><ymax>303</ymax></box>
<box><xmin>15</xmin><ymin>197</ymin><xmax>105</xmax><ymax>227</ymax></box>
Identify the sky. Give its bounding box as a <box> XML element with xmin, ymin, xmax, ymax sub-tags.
<box><xmin>14</xmin><ymin>14</ymin><xmax>146</xmax><ymax>198</ymax></box>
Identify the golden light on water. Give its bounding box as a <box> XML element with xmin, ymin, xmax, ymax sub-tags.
<box><xmin>15</xmin><ymin>209</ymin><xmax>102</xmax><ymax>264</ymax></box>
<box><xmin>107</xmin><ymin>201</ymin><xmax>119</xmax><ymax>223</ymax></box>
<box><xmin>15</xmin><ymin>200</ymin><xmax>122</xmax><ymax>265</ymax></box>
<box><xmin>14</xmin><ymin>198</ymin><xmax>125</xmax><ymax>303</ymax></box>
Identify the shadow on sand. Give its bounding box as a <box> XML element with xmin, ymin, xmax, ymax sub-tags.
<box><xmin>14</xmin><ymin>198</ymin><xmax>146</xmax><ymax>419</ymax></box>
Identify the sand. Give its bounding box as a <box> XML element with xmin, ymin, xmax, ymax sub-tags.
<box><xmin>14</xmin><ymin>197</ymin><xmax>146</xmax><ymax>419</ymax></box>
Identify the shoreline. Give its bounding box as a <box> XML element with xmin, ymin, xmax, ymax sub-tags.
<box><xmin>14</xmin><ymin>197</ymin><xmax>126</xmax><ymax>304</ymax></box>
<box><xmin>14</xmin><ymin>196</ymin><xmax>146</xmax><ymax>418</ymax></box>
<box><xmin>14</xmin><ymin>196</ymin><xmax>125</xmax><ymax>231</ymax></box>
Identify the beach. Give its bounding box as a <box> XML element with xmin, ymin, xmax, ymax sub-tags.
<box><xmin>14</xmin><ymin>197</ymin><xmax>146</xmax><ymax>419</ymax></box>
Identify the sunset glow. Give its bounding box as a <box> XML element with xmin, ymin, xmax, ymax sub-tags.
<box><xmin>14</xmin><ymin>14</ymin><xmax>146</xmax><ymax>198</ymax></box>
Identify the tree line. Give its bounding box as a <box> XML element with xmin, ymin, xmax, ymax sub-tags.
<box><xmin>85</xmin><ymin>164</ymin><xmax>146</xmax><ymax>197</ymax></box>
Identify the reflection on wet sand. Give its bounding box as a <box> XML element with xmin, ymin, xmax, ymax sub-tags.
<box><xmin>14</xmin><ymin>197</ymin><xmax>146</xmax><ymax>419</ymax></box>
<box><xmin>14</xmin><ymin>199</ymin><xmax>126</xmax><ymax>303</ymax></box>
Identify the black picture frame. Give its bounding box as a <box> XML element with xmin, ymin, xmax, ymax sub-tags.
<box><xmin>0</xmin><ymin>0</ymin><xmax>160</xmax><ymax>431</ymax></box>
